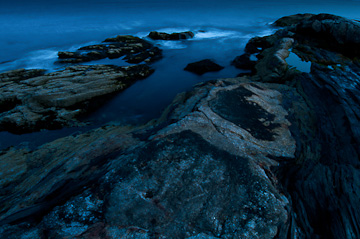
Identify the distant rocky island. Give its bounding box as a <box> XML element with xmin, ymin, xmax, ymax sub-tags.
<box><xmin>0</xmin><ymin>14</ymin><xmax>359</xmax><ymax>238</ymax></box>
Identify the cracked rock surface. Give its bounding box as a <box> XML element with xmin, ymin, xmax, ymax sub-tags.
<box><xmin>0</xmin><ymin>79</ymin><xmax>295</xmax><ymax>238</ymax></box>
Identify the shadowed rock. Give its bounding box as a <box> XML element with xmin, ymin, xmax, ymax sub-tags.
<box><xmin>249</xmin><ymin>13</ymin><xmax>360</xmax><ymax>238</ymax></box>
<box><xmin>184</xmin><ymin>59</ymin><xmax>224</xmax><ymax>75</ymax></box>
<box><xmin>148</xmin><ymin>31</ymin><xmax>194</xmax><ymax>40</ymax></box>
<box><xmin>57</xmin><ymin>35</ymin><xmax>162</xmax><ymax>64</ymax></box>
<box><xmin>231</xmin><ymin>53</ymin><xmax>257</xmax><ymax>71</ymax></box>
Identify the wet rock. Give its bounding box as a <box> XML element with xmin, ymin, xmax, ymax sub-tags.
<box><xmin>231</xmin><ymin>53</ymin><xmax>256</xmax><ymax>71</ymax></box>
<box><xmin>244</xmin><ymin>35</ymin><xmax>278</xmax><ymax>54</ymax></box>
<box><xmin>148</xmin><ymin>31</ymin><xmax>195</xmax><ymax>40</ymax></box>
<box><xmin>0</xmin><ymin>64</ymin><xmax>154</xmax><ymax>133</ymax></box>
<box><xmin>184</xmin><ymin>59</ymin><xmax>224</xmax><ymax>75</ymax></box>
<box><xmin>254</xmin><ymin>38</ymin><xmax>295</xmax><ymax>82</ymax></box>
<box><xmin>0</xmin><ymin>68</ymin><xmax>46</xmax><ymax>83</ymax></box>
<box><xmin>57</xmin><ymin>35</ymin><xmax>162</xmax><ymax>64</ymax></box>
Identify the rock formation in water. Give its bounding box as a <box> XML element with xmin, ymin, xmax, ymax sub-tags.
<box><xmin>0</xmin><ymin>64</ymin><xmax>154</xmax><ymax>133</ymax></box>
<box><xmin>0</xmin><ymin>13</ymin><xmax>360</xmax><ymax>239</ymax></box>
<box><xmin>148</xmin><ymin>31</ymin><xmax>195</xmax><ymax>40</ymax></box>
<box><xmin>184</xmin><ymin>59</ymin><xmax>224</xmax><ymax>75</ymax></box>
<box><xmin>58</xmin><ymin>35</ymin><xmax>162</xmax><ymax>64</ymax></box>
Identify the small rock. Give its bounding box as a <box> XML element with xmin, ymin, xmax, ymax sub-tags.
<box><xmin>148</xmin><ymin>31</ymin><xmax>195</xmax><ymax>40</ymax></box>
<box><xmin>184</xmin><ymin>59</ymin><xmax>224</xmax><ymax>75</ymax></box>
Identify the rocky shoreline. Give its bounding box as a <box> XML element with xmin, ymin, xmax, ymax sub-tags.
<box><xmin>0</xmin><ymin>14</ymin><xmax>360</xmax><ymax>238</ymax></box>
<box><xmin>0</xmin><ymin>35</ymin><xmax>162</xmax><ymax>134</ymax></box>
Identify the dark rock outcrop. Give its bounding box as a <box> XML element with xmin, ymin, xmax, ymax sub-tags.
<box><xmin>0</xmin><ymin>64</ymin><xmax>154</xmax><ymax>133</ymax></box>
<box><xmin>231</xmin><ymin>53</ymin><xmax>256</xmax><ymax>71</ymax></box>
<box><xmin>148</xmin><ymin>31</ymin><xmax>195</xmax><ymax>40</ymax></box>
<box><xmin>57</xmin><ymin>35</ymin><xmax>162</xmax><ymax>64</ymax></box>
<box><xmin>184</xmin><ymin>59</ymin><xmax>224</xmax><ymax>75</ymax></box>
<box><xmin>251</xmin><ymin>13</ymin><xmax>360</xmax><ymax>238</ymax></box>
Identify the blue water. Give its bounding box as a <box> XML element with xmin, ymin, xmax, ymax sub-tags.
<box><xmin>1</xmin><ymin>0</ymin><xmax>360</xmax><ymax>149</ymax></box>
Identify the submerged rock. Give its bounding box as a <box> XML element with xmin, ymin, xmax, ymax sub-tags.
<box><xmin>0</xmin><ymin>64</ymin><xmax>154</xmax><ymax>133</ymax></box>
<box><xmin>57</xmin><ymin>35</ymin><xmax>162</xmax><ymax>64</ymax></box>
<box><xmin>184</xmin><ymin>59</ymin><xmax>224</xmax><ymax>75</ymax></box>
<box><xmin>148</xmin><ymin>31</ymin><xmax>195</xmax><ymax>40</ymax></box>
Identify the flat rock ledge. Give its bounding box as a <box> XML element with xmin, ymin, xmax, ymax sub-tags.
<box><xmin>0</xmin><ymin>64</ymin><xmax>154</xmax><ymax>133</ymax></box>
<box><xmin>0</xmin><ymin>13</ymin><xmax>360</xmax><ymax>239</ymax></box>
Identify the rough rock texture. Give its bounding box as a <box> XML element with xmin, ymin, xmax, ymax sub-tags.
<box><xmin>148</xmin><ymin>31</ymin><xmax>195</xmax><ymax>40</ymax></box>
<box><xmin>0</xmin><ymin>78</ymin><xmax>296</xmax><ymax>238</ymax></box>
<box><xmin>0</xmin><ymin>64</ymin><xmax>154</xmax><ymax>133</ymax></box>
<box><xmin>58</xmin><ymin>35</ymin><xmax>162</xmax><ymax>64</ymax></box>
<box><xmin>184</xmin><ymin>59</ymin><xmax>224</xmax><ymax>75</ymax></box>
<box><xmin>250</xmin><ymin>13</ymin><xmax>360</xmax><ymax>238</ymax></box>
<box><xmin>1</xmin><ymin>13</ymin><xmax>360</xmax><ymax>239</ymax></box>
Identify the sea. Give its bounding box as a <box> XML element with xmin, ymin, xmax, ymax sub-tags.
<box><xmin>0</xmin><ymin>0</ymin><xmax>360</xmax><ymax>149</ymax></box>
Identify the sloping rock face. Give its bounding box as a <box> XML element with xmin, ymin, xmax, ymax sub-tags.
<box><xmin>0</xmin><ymin>64</ymin><xmax>154</xmax><ymax>133</ymax></box>
<box><xmin>0</xmin><ymin>79</ymin><xmax>297</xmax><ymax>238</ymax></box>
<box><xmin>58</xmin><ymin>35</ymin><xmax>162</xmax><ymax>64</ymax></box>
<box><xmin>1</xmin><ymin>13</ymin><xmax>360</xmax><ymax>239</ymax></box>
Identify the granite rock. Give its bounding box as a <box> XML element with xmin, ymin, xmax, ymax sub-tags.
<box><xmin>0</xmin><ymin>64</ymin><xmax>154</xmax><ymax>133</ymax></box>
<box><xmin>0</xmin><ymin>79</ymin><xmax>296</xmax><ymax>238</ymax></box>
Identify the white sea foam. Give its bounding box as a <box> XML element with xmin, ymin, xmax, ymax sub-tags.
<box><xmin>0</xmin><ymin>49</ymin><xmax>61</xmax><ymax>72</ymax></box>
<box><xmin>192</xmin><ymin>29</ymin><xmax>240</xmax><ymax>40</ymax></box>
<box><xmin>155</xmin><ymin>41</ymin><xmax>188</xmax><ymax>49</ymax></box>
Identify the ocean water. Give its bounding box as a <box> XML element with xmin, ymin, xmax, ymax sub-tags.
<box><xmin>1</xmin><ymin>0</ymin><xmax>360</xmax><ymax>149</ymax></box>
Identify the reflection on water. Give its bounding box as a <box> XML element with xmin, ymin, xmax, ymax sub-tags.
<box><xmin>286</xmin><ymin>51</ymin><xmax>311</xmax><ymax>73</ymax></box>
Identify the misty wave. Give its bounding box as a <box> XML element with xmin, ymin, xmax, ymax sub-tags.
<box><xmin>0</xmin><ymin>49</ymin><xmax>59</xmax><ymax>72</ymax></box>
